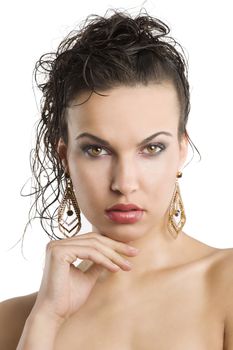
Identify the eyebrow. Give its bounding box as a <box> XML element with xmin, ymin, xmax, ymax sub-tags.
<box><xmin>75</xmin><ymin>131</ymin><xmax>173</xmax><ymax>147</ymax></box>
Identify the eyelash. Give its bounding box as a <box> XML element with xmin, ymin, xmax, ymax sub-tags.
<box><xmin>80</xmin><ymin>142</ymin><xmax>166</xmax><ymax>158</ymax></box>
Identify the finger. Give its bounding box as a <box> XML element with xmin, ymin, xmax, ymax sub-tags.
<box><xmin>52</xmin><ymin>237</ymin><xmax>134</xmax><ymax>270</ymax></box>
<box><xmin>58</xmin><ymin>233</ymin><xmax>139</xmax><ymax>256</ymax></box>
<box><xmin>47</xmin><ymin>244</ymin><xmax>122</xmax><ymax>272</ymax></box>
<box><xmin>73</xmin><ymin>238</ymin><xmax>133</xmax><ymax>270</ymax></box>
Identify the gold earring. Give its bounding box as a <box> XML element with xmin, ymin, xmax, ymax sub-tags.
<box><xmin>58</xmin><ymin>173</ymin><xmax>82</xmax><ymax>238</ymax></box>
<box><xmin>168</xmin><ymin>171</ymin><xmax>186</xmax><ymax>239</ymax></box>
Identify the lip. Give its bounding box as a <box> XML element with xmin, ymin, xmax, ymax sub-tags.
<box><xmin>106</xmin><ymin>203</ymin><xmax>143</xmax><ymax>211</ymax></box>
<box><xmin>105</xmin><ymin>209</ymin><xmax>144</xmax><ymax>224</ymax></box>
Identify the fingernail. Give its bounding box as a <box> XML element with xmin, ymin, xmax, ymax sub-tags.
<box><xmin>128</xmin><ymin>246</ymin><xmax>139</xmax><ymax>252</ymax></box>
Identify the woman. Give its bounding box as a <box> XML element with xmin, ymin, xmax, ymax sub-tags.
<box><xmin>1</xmin><ymin>8</ymin><xmax>233</xmax><ymax>350</ymax></box>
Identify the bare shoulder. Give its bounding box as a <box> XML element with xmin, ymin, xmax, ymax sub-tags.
<box><xmin>182</xmin><ymin>233</ymin><xmax>233</xmax><ymax>266</ymax></box>
<box><xmin>187</xmin><ymin>239</ymin><xmax>233</xmax><ymax>343</ymax></box>
<box><xmin>211</xmin><ymin>247</ymin><xmax>233</xmax><ymax>306</ymax></box>
<box><xmin>206</xmin><ymin>246</ymin><xmax>233</xmax><ymax>285</ymax></box>
<box><xmin>207</xmin><ymin>247</ymin><xmax>233</xmax><ymax>349</ymax></box>
<box><xmin>182</xmin><ymin>234</ymin><xmax>233</xmax><ymax>295</ymax></box>
<box><xmin>0</xmin><ymin>291</ymin><xmax>38</xmax><ymax>350</ymax></box>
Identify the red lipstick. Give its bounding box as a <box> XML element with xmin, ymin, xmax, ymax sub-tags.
<box><xmin>106</xmin><ymin>203</ymin><xmax>143</xmax><ymax>211</ymax></box>
<box><xmin>105</xmin><ymin>203</ymin><xmax>144</xmax><ymax>224</ymax></box>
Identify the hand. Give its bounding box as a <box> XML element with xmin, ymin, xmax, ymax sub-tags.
<box><xmin>30</xmin><ymin>232</ymin><xmax>139</xmax><ymax>323</ymax></box>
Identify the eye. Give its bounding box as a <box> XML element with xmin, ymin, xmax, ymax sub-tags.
<box><xmin>81</xmin><ymin>144</ymin><xmax>108</xmax><ymax>157</ymax></box>
<box><xmin>80</xmin><ymin>142</ymin><xmax>166</xmax><ymax>158</ymax></box>
<box><xmin>143</xmin><ymin>143</ymin><xmax>165</xmax><ymax>155</ymax></box>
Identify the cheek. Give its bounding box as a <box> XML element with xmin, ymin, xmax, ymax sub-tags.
<box><xmin>146</xmin><ymin>171</ymin><xmax>175</xmax><ymax>204</ymax></box>
<box><xmin>143</xmin><ymin>154</ymin><xmax>179</xmax><ymax>210</ymax></box>
<box><xmin>143</xmin><ymin>153</ymin><xmax>178</xmax><ymax>186</ymax></box>
<box><xmin>68</xmin><ymin>163</ymin><xmax>107</xmax><ymax>209</ymax></box>
<box><xmin>71</xmin><ymin>168</ymin><xmax>102</xmax><ymax>194</ymax></box>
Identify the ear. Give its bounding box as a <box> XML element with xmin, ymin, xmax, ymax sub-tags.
<box><xmin>57</xmin><ymin>138</ymin><xmax>69</xmax><ymax>172</ymax></box>
<box><xmin>178</xmin><ymin>133</ymin><xmax>189</xmax><ymax>169</ymax></box>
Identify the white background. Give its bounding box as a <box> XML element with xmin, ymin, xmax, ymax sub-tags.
<box><xmin>0</xmin><ymin>0</ymin><xmax>232</xmax><ymax>302</ymax></box>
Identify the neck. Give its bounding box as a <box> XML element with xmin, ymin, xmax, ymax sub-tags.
<box><xmin>91</xmin><ymin>221</ymin><xmax>186</xmax><ymax>287</ymax></box>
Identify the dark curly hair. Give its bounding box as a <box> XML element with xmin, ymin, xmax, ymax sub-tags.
<box><xmin>18</xmin><ymin>7</ymin><xmax>200</xmax><ymax>251</ymax></box>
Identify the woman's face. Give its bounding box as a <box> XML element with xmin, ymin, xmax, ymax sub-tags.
<box><xmin>57</xmin><ymin>83</ymin><xmax>188</xmax><ymax>243</ymax></box>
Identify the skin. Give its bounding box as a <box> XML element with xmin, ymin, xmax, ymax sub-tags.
<box><xmin>57</xmin><ymin>82</ymin><xmax>189</xmax><ymax>285</ymax></box>
<box><xmin>1</xmin><ymin>82</ymin><xmax>232</xmax><ymax>349</ymax></box>
<box><xmin>52</xmin><ymin>82</ymin><xmax>233</xmax><ymax>349</ymax></box>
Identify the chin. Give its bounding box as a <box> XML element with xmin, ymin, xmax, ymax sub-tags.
<box><xmin>96</xmin><ymin>224</ymin><xmax>146</xmax><ymax>242</ymax></box>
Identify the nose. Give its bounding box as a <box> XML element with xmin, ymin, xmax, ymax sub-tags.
<box><xmin>110</xmin><ymin>156</ymin><xmax>139</xmax><ymax>195</ymax></box>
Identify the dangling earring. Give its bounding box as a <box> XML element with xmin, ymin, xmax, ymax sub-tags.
<box><xmin>168</xmin><ymin>171</ymin><xmax>186</xmax><ymax>239</ymax></box>
<box><xmin>58</xmin><ymin>172</ymin><xmax>82</xmax><ymax>238</ymax></box>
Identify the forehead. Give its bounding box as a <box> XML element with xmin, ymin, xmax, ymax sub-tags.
<box><xmin>67</xmin><ymin>83</ymin><xmax>180</xmax><ymax>134</ymax></box>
